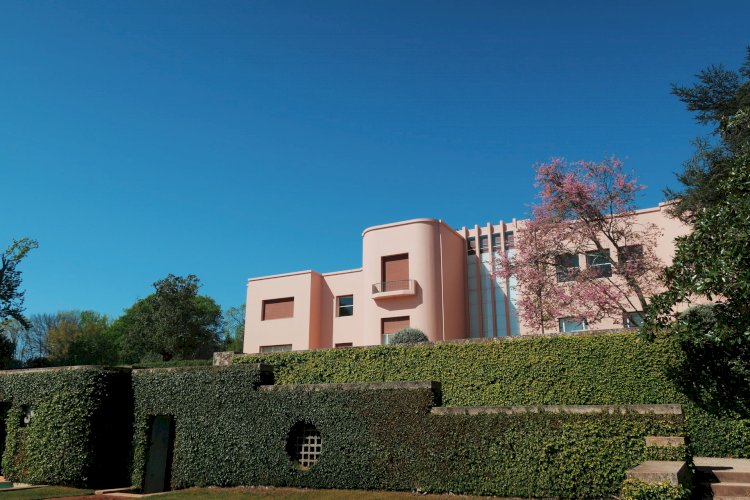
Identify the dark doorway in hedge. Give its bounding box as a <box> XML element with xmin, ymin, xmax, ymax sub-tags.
<box><xmin>0</xmin><ymin>402</ymin><xmax>9</xmax><ymax>474</ymax></box>
<box><xmin>143</xmin><ymin>415</ymin><xmax>175</xmax><ymax>493</ymax></box>
<box><xmin>285</xmin><ymin>421</ymin><xmax>322</xmax><ymax>470</ymax></box>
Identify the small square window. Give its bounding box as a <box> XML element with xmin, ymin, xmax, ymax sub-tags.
<box><xmin>555</xmin><ymin>253</ymin><xmax>580</xmax><ymax>282</ymax></box>
<box><xmin>623</xmin><ymin>311</ymin><xmax>644</xmax><ymax>329</ymax></box>
<box><xmin>337</xmin><ymin>295</ymin><xmax>354</xmax><ymax>317</ymax></box>
<box><xmin>559</xmin><ymin>317</ymin><xmax>588</xmax><ymax>333</ymax></box>
<box><xmin>586</xmin><ymin>250</ymin><xmax>612</xmax><ymax>278</ymax></box>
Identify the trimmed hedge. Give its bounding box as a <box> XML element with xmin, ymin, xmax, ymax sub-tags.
<box><xmin>236</xmin><ymin>331</ymin><xmax>750</xmax><ymax>457</ymax></box>
<box><xmin>0</xmin><ymin>366</ymin><xmax>132</xmax><ymax>487</ymax></box>
<box><xmin>131</xmin><ymin>365</ymin><xmax>683</xmax><ymax>498</ymax></box>
<box><xmin>621</xmin><ymin>478</ymin><xmax>689</xmax><ymax>500</ymax></box>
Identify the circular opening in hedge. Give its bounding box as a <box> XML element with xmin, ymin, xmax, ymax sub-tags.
<box><xmin>286</xmin><ymin>421</ymin><xmax>322</xmax><ymax>470</ymax></box>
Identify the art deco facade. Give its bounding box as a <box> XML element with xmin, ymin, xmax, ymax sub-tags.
<box><xmin>243</xmin><ymin>204</ymin><xmax>688</xmax><ymax>353</ymax></box>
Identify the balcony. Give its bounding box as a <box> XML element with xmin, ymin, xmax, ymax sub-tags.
<box><xmin>371</xmin><ymin>279</ymin><xmax>416</xmax><ymax>299</ymax></box>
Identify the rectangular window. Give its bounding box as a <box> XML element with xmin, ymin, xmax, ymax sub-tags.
<box><xmin>586</xmin><ymin>250</ymin><xmax>612</xmax><ymax>278</ymax></box>
<box><xmin>504</xmin><ymin>231</ymin><xmax>515</xmax><ymax>250</ymax></box>
<box><xmin>618</xmin><ymin>244</ymin><xmax>644</xmax><ymax>272</ymax></box>
<box><xmin>623</xmin><ymin>311</ymin><xmax>644</xmax><ymax>329</ymax></box>
<box><xmin>467</xmin><ymin>237</ymin><xmax>476</xmax><ymax>256</ymax></box>
<box><xmin>558</xmin><ymin>317</ymin><xmax>588</xmax><ymax>333</ymax></box>
<box><xmin>479</xmin><ymin>235</ymin><xmax>489</xmax><ymax>253</ymax></box>
<box><xmin>555</xmin><ymin>253</ymin><xmax>580</xmax><ymax>282</ymax></box>
<box><xmin>491</xmin><ymin>233</ymin><xmax>501</xmax><ymax>251</ymax></box>
<box><xmin>335</xmin><ymin>342</ymin><xmax>353</xmax><ymax>348</ymax></box>
<box><xmin>337</xmin><ymin>295</ymin><xmax>354</xmax><ymax>317</ymax></box>
<box><xmin>262</xmin><ymin>297</ymin><xmax>294</xmax><ymax>320</ymax></box>
<box><xmin>381</xmin><ymin>316</ymin><xmax>409</xmax><ymax>345</ymax></box>
<box><xmin>259</xmin><ymin>344</ymin><xmax>293</xmax><ymax>353</ymax></box>
<box><xmin>381</xmin><ymin>254</ymin><xmax>409</xmax><ymax>291</ymax></box>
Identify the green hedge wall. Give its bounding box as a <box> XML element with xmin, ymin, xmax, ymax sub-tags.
<box><xmin>0</xmin><ymin>366</ymin><xmax>132</xmax><ymax>487</ymax></box>
<box><xmin>131</xmin><ymin>365</ymin><xmax>683</xmax><ymax>498</ymax></box>
<box><xmin>235</xmin><ymin>331</ymin><xmax>750</xmax><ymax>458</ymax></box>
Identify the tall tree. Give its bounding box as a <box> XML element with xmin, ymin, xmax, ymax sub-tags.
<box><xmin>496</xmin><ymin>158</ymin><xmax>663</xmax><ymax>333</ymax></box>
<box><xmin>0</xmin><ymin>238</ymin><xmax>38</xmax><ymax>332</ymax></box>
<box><xmin>117</xmin><ymin>274</ymin><xmax>222</xmax><ymax>362</ymax></box>
<box><xmin>221</xmin><ymin>304</ymin><xmax>245</xmax><ymax>353</ymax></box>
<box><xmin>644</xmin><ymin>49</ymin><xmax>750</xmax><ymax>414</ymax></box>
<box><xmin>46</xmin><ymin>310</ymin><xmax>119</xmax><ymax>366</ymax></box>
<box><xmin>665</xmin><ymin>47</ymin><xmax>750</xmax><ymax>222</ymax></box>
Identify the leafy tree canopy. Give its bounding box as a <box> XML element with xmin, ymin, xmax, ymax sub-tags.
<box><xmin>645</xmin><ymin>49</ymin><xmax>750</xmax><ymax>415</ymax></box>
<box><xmin>117</xmin><ymin>274</ymin><xmax>222</xmax><ymax>362</ymax></box>
<box><xmin>666</xmin><ymin>47</ymin><xmax>750</xmax><ymax>222</ymax></box>
<box><xmin>0</xmin><ymin>238</ymin><xmax>38</xmax><ymax>332</ymax></box>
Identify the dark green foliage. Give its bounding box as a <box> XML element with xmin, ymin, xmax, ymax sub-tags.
<box><xmin>0</xmin><ymin>366</ymin><xmax>132</xmax><ymax>487</ymax></box>
<box><xmin>117</xmin><ymin>274</ymin><xmax>222</xmax><ymax>362</ymax></box>
<box><xmin>389</xmin><ymin>328</ymin><xmax>427</xmax><ymax>344</ymax></box>
<box><xmin>666</xmin><ymin>47</ymin><xmax>750</xmax><ymax>221</ymax></box>
<box><xmin>131</xmin><ymin>365</ymin><xmax>682</xmax><ymax>498</ymax></box>
<box><xmin>237</xmin><ymin>331</ymin><xmax>750</xmax><ymax>457</ymax></box>
<box><xmin>130</xmin><ymin>365</ymin><xmax>268</xmax><ymax>489</ymax></box>
<box><xmin>660</xmin><ymin>305</ymin><xmax>750</xmax><ymax>417</ymax></box>
<box><xmin>0</xmin><ymin>238</ymin><xmax>38</xmax><ymax>331</ymax></box>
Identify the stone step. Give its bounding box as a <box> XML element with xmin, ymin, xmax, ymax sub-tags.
<box><xmin>696</xmin><ymin>466</ymin><xmax>750</xmax><ymax>483</ymax></box>
<box><xmin>712</xmin><ymin>482</ymin><xmax>750</xmax><ymax>497</ymax></box>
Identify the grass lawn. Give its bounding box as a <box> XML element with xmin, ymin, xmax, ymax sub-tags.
<box><xmin>0</xmin><ymin>486</ymin><xmax>92</xmax><ymax>499</ymax></box>
<box><xmin>0</xmin><ymin>486</ymin><xmax>490</xmax><ymax>499</ymax></box>
<box><xmin>158</xmin><ymin>487</ymin><xmax>488</xmax><ymax>499</ymax></box>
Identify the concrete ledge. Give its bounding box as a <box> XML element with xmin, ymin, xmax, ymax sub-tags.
<box><xmin>626</xmin><ymin>460</ymin><xmax>689</xmax><ymax>486</ymax></box>
<box><xmin>646</xmin><ymin>436</ymin><xmax>685</xmax><ymax>447</ymax></box>
<box><xmin>260</xmin><ymin>381</ymin><xmax>440</xmax><ymax>393</ymax></box>
<box><xmin>431</xmin><ymin>404</ymin><xmax>682</xmax><ymax>416</ymax></box>
<box><xmin>134</xmin><ymin>363</ymin><xmax>273</xmax><ymax>374</ymax></box>
<box><xmin>0</xmin><ymin>365</ymin><xmax>131</xmax><ymax>375</ymax></box>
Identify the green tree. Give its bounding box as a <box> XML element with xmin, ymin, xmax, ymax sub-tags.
<box><xmin>46</xmin><ymin>310</ymin><xmax>120</xmax><ymax>366</ymax></box>
<box><xmin>0</xmin><ymin>238</ymin><xmax>38</xmax><ymax>332</ymax></box>
<box><xmin>117</xmin><ymin>274</ymin><xmax>222</xmax><ymax>362</ymax></box>
<box><xmin>665</xmin><ymin>47</ymin><xmax>750</xmax><ymax>222</ymax></box>
<box><xmin>645</xmin><ymin>50</ymin><xmax>750</xmax><ymax>415</ymax></box>
<box><xmin>220</xmin><ymin>304</ymin><xmax>245</xmax><ymax>352</ymax></box>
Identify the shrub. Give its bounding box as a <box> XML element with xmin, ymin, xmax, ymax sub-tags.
<box><xmin>0</xmin><ymin>366</ymin><xmax>132</xmax><ymax>487</ymax></box>
<box><xmin>236</xmin><ymin>331</ymin><xmax>750</xmax><ymax>457</ymax></box>
<box><xmin>390</xmin><ymin>328</ymin><xmax>428</xmax><ymax>344</ymax></box>
<box><xmin>621</xmin><ymin>478</ymin><xmax>689</xmax><ymax>500</ymax></box>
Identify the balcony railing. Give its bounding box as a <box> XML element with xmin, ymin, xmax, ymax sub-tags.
<box><xmin>371</xmin><ymin>279</ymin><xmax>416</xmax><ymax>298</ymax></box>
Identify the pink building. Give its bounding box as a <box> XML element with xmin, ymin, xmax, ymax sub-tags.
<box><xmin>243</xmin><ymin>204</ymin><xmax>688</xmax><ymax>354</ymax></box>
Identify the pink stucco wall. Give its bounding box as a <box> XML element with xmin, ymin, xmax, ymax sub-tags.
<box><xmin>321</xmin><ymin>269</ymin><xmax>363</xmax><ymax>347</ymax></box>
<box><xmin>244</xmin><ymin>270</ymin><xmax>321</xmax><ymax>353</ymax></box>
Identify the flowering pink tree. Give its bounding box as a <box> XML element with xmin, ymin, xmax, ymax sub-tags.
<box><xmin>496</xmin><ymin>157</ymin><xmax>663</xmax><ymax>334</ymax></box>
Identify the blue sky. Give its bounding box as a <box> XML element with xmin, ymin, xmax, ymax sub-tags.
<box><xmin>2</xmin><ymin>0</ymin><xmax>748</xmax><ymax>319</ymax></box>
